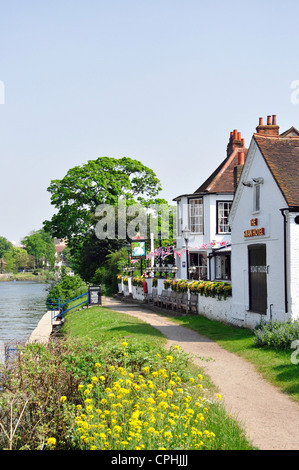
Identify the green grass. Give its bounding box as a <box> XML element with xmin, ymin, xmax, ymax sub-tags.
<box><xmin>62</xmin><ymin>304</ymin><xmax>166</xmax><ymax>347</ymax></box>
<box><xmin>60</xmin><ymin>304</ymin><xmax>256</xmax><ymax>450</ymax></box>
<box><xmin>170</xmin><ymin>314</ymin><xmax>299</xmax><ymax>402</ymax></box>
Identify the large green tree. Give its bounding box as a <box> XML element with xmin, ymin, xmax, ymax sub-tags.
<box><xmin>43</xmin><ymin>157</ymin><xmax>168</xmax><ymax>281</ymax></box>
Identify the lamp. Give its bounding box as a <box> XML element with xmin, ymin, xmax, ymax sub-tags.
<box><xmin>242</xmin><ymin>181</ymin><xmax>253</xmax><ymax>187</ymax></box>
<box><xmin>126</xmin><ymin>242</ymin><xmax>131</xmax><ymax>268</ymax></box>
<box><xmin>252</xmin><ymin>177</ymin><xmax>264</xmax><ymax>184</ymax></box>
<box><xmin>182</xmin><ymin>227</ymin><xmax>190</xmax><ymax>279</ymax></box>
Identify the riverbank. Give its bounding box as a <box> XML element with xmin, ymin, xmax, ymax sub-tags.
<box><xmin>0</xmin><ymin>272</ymin><xmax>56</xmax><ymax>282</ymax></box>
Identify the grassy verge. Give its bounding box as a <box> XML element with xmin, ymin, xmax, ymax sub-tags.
<box><xmin>58</xmin><ymin>305</ymin><xmax>255</xmax><ymax>450</ymax></box>
<box><xmin>0</xmin><ymin>304</ymin><xmax>255</xmax><ymax>450</ymax></box>
<box><xmin>170</xmin><ymin>314</ymin><xmax>299</xmax><ymax>402</ymax></box>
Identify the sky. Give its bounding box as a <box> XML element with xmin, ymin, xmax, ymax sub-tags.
<box><xmin>1</xmin><ymin>0</ymin><xmax>299</xmax><ymax>243</ymax></box>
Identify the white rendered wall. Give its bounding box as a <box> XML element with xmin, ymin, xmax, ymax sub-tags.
<box><xmin>230</xmin><ymin>141</ymin><xmax>289</xmax><ymax>328</ymax></box>
<box><xmin>288</xmin><ymin>212</ymin><xmax>299</xmax><ymax>320</ymax></box>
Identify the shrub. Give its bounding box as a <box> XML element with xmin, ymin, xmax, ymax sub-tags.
<box><xmin>47</xmin><ymin>274</ymin><xmax>88</xmax><ymax>303</ymax></box>
<box><xmin>253</xmin><ymin>320</ymin><xmax>299</xmax><ymax>350</ymax></box>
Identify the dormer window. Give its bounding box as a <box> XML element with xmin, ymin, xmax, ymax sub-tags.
<box><xmin>189</xmin><ymin>198</ymin><xmax>203</xmax><ymax>233</ymax></box>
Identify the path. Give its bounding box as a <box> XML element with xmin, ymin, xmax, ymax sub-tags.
<box><xmin>103</xmin><ymin>296</ymin><xmax>299</xmax><ymax>451</ymax></box>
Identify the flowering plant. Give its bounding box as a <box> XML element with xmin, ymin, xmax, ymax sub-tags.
<box><xmin>132</xmin><ymin>276</ymin><xmax>143</xmax><ymax>287</ymax></box>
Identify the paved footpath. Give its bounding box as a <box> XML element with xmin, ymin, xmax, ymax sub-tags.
<box><xmin>103</xmin><ymin>296</ymin><xmax>299</xmax><ymax>450</ymax></box>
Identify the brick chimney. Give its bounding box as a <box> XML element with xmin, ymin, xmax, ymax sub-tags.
<box><xmin>255</xmin><ymin>115</ymin><xmax>279</xmax><ymax>136</ymax></box>
<box><xmin>234</xmin><ymin>151</ymin><xmax>245</xmax><ymax>191</ymax></box>
<box><xmin>227</xmin><ymin>129</ymin><xmax>245</xmax><ymax>157</ymax></box>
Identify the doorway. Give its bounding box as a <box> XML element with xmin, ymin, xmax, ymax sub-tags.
<box><xmin>248</xmin><ymin>244</ymin><xmax>267</xmax><ymax>314</ymax></box>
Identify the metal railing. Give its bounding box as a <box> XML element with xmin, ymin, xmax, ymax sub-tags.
<box><xmin>47</xmin><ymin>291</ymin><xmax>89</xmax><ymax>324</ymax></box>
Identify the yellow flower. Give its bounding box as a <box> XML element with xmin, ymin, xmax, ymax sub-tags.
<box><xmin>91</xmin><ymin>376</ymin><xmax>98</xmax><ymax>383</ymax></box>
<box><xmin>60</xmin><ymin>396</ymin><xmax>67</xmax><ymax>403</ymax></box>
<box><xmin>78</xmin><ymin>384</ymin><xmax>84</xmax><ymax>390</ymax></box>
<box><xmin>166</xmin><ymin>355</ymin><xmax>173</xmax><ymax>363</ymax></box>
<box><xmin>121</xmin><ymin>341</ymin><xmax>128</xmax><ymax>347</ymax></box>
<box><xmin>99</xmin><ymin>376</ymin><xmax>106</xmax><ymax>381</ymax></box>
<box><xmin>94</xmin><ymin>362</ymin><xmax>101</xmax><ymax>368</ymax></box>
<box><xmin>47</xmin><ymin>437</ymin><xmax>56</xmax><ymax>447</ymax></box>
<box><xmin>216</xmin><ymin>393</ymin><xmax>222</xmax><ymax>400</ymax></box>
<box><xmin>90</xmin><ymin>445</ymin><xmax>97</xmax><ymax>450</ymax></box>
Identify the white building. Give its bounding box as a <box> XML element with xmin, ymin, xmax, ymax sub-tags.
<box><xmin>173</xmin><ymin>129</ymin><xmax>247</xmax><ymax>281</ymax></box>
<box><xmin>229</xmin><ymin>115</ymin><xmax>299</xmax><ymax>328</ymax></box>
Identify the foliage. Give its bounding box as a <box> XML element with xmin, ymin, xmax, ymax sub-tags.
<box><xmin>253</xmin><ymin>320</ymin><xmax>299</xmax><ymax>350</ymax></box>
<box><xmin>68</xmin><ymin>343</ymin><xmax>221</xmax><ymax>450</ymax></box>
<box><xmin>43</xmin><ymin>156</ymin><xmax>164</xmax><ymax>245</ymax></box>
<box><xmin>22</xmin><ymin>229</ymin><xmax>56</xmax><ymax>268</ymax></box>
<box><xmin>47</xmin><ymin>274</ymin><xmax>88</xmax><ymax>303</ymax></box>
<box><xmin>0</xmin><ymin>236</ymin><xmax>12</xmax><ymax>258</ymax></box>
<box><xmin>43</xmin><ymin>157</ymin><xmax>170</xmax><ymax>283</ymax></box>
<box><xmin>132</xmin><ymin>276</ymin><xmax>144</xmax><ymax>287</ymax></box>
<box><xmin>91</xmin><ymin>247</ymin><xmax>128</xmax><ymax>295</ymax></box>
<box><xmin>189</xmin><ymin>280</ymin><xmax>232</xmax><ymax>300</ymax></box>
<box><xmin>152</xmin><ymin>277</ymin><xmax>158</xmax><ymax>287</ymax></box>
<box><xmin>0</xmin><ymin>336</ymin><xmax>253</xmax><ymax>450</ymax></box>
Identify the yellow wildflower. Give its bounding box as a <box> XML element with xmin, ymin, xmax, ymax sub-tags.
<box><xmin>47</xmin><ymin>437</ymin><xmax>56</xmax><ymax>447</ymax></box>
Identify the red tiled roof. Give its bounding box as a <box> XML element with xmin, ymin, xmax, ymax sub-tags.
<box><xmin>254</xmin><ymin>132</ymin><xmax>299</xmax><ymax>207</ymax></box>
<box><xmin>194</xmin><ymin>148</ymin><xmax>247</xmax><ymax>194</ymax></box>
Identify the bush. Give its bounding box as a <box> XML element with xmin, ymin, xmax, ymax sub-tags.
<box><xmin>253</xmin><ymin>320</ymin><xmax>299</xmax><ymax>350</ymax></box>
<box><xmin>47</xmin><ymin>274</ymin><xmax>88</xmax><ymax>302</ymax></box>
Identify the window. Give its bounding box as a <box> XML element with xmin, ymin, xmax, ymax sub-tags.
<box><xmin>253</xmin><ymin>184</ymin><xmax>260</xmax><ymax>212</ymax></box>
<box><xmin>215</xmin><ymin>254</ymin><xmax>231</xmax><ymax>280</ymax></box>
<box><xmin>189</xmin><ymin>198</ymin><xmax>203</xmax><ymax>233</ymax></box>
<box><xmin>217</xmin><ymin>201</ymin><xmax>232</xmax><ymax>233</ymax></box>
<box><xmin>189</xmin><ymin>252</ymin><xmax>207</xmax><ymax>280</ymax></box>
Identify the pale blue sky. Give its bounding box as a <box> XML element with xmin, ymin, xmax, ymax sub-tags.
<box><xmin>1</xmin><ymin>0</ymin><xmax>299</xmax><ymax>242</ymax></box>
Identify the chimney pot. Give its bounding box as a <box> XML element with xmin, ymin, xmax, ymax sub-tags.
<box><xmin>241</xmin><ymin>138</ymin><xmax>245</xmax><ymax>147</ymax></box>
<box><xmin>259</xmin><ymin>117</ymin><xmax>263</xmax><ymax>126</ymax></box>
<box><xmin>237</xmin><ymin>132</ymin><xmax>241</xmax><ymax>140</ymax></box>
<box><xmin>238</xmin><ymin>151</ymin><xmax>245</xmax><ymax>165</ymax></box>
<box><xmin>233</xmin><ymin>129</ymin><xmax>238</xmax><ymax>139</ymax></box>
<box><xmin>272</xmin><ymin>114</ymin><xmax>277</xmax><ymax>125</ymax></box>
<box><xmin>267</xmin><ymin>115</ymin><xmax>271</xmax><ymax>125</ymax></box>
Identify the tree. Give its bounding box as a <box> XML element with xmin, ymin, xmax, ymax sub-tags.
<box><xmin>44</xmin><ymin>157</ymin><xmax>165</xmax><ymax>243</ymax></box>
<box><xmin>43</xmin><ymin>157</ymin><xmax>168</xmax><ymax>281</ymax></box>
<box><xmin>13</xmin><ymin>247</ymin><xmax>30</xmax><ymax>271</ymax></box>
<box><xmin>22</xmin><ymin>229</ymin><xmax>56</xmax><ymax>268</ymax></box>
<box><xmin>0</xmin><ymin>236</ymin><xmax>12</xmax><ymax>258</ymax></box>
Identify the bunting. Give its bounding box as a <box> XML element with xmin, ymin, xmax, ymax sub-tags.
<box><xmin>146</xmin><ymin>241</ymin><xmax>230</xmax><ymax>260</ymax></box>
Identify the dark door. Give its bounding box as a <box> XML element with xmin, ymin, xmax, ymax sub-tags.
<box><xmin>248</xmin><ymin>244</ymin><xmax>267</xmax><ymax>314</ymax></box>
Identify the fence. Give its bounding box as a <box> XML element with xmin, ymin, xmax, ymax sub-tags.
<box><xmin>47</xmin><ymin>291</ymin><xmax>89</xmax><ymax>324</ymax></box>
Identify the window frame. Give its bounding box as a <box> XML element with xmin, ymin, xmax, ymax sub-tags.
<box><xmin>214</xmin><ymin>253</ymin><xmax>231</xmax><ymax>280</ymax></box>
<box><xmin>188</xmin><ymin>197</ymin><xmax>204</xmax><ymax>234</ymax></box>
<box><xmin>253</xmin><ymin>183</ymin><xmax>261</xmax><ymax>213</ymax></box>
<box><xmin>216</xmin><ymin>200</ymin><xmax>232</xmax><ymax>234</ymax></box>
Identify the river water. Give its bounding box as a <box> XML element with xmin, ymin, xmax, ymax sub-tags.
<box><xmin>0</xmin><ymin>281</ymin><xmax>49</xmax><ymax>345</ymax></box>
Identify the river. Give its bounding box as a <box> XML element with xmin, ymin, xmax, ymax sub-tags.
<box><xmin>0</xmin><ymin>281</ymin><xmax>49</xmax><ymax>345</ymax></box>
